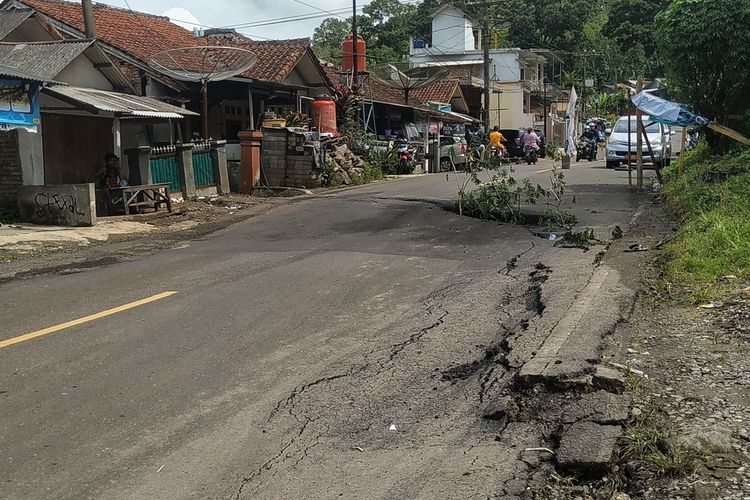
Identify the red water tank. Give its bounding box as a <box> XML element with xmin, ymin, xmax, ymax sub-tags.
<box><xmin>310</xmin><ymin>95</ymin><xmax>337</xmax><ymax>136</ymax></box>
<box><xmin>341</xmin><ymin>34</ymin><xmax>366</xmax><ymax>73</ymax></box>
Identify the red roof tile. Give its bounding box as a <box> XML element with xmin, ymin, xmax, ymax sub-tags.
<box><xmin>321</xmin><ymin>62</ymin><xmax>463</xmax><ymax>109</ymax></box>
<box><xmin>18</xmin><ymin>0</ymin><xmax>311</xmax><ymax>84</ymax></box>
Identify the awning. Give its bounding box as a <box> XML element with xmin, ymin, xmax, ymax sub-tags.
<box><xmin>442</xmin><ymin>110</ymin><xmax>475</xmax><ymax>123</ymax></box>
<box><xmin>42</xmin><ymin>85</ymin><xmax>198</xmax><ymax>119</ymax></box>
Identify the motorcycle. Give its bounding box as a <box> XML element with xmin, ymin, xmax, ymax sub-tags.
<box><xmin>576</xmin><ymin>137</ymin><xmax>597</xmax><ymax>162</ymax></box>
<box><xmin>396</xmin><ymin>139</ymin><xmax>417</xmax><ymax>174</ymax></box>
<box><xmin>523</xmin><ymin>145</ymin><xmax>538</xmax><ymax>165</ymax></box>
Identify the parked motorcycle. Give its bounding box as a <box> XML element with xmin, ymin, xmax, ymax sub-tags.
<box><xmin>396</xmin><ymin>139</ymin><xmax>417</xmax><ymax>174</ymax></box>
<box><xmin>523</xmin><ymin>145</ymin><xmax>538</xmax><ymax>165</ymax></box>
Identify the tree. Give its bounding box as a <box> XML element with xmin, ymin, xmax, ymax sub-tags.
<box><xmin>655</xmin><ymin>0</ymin><xmax>750</xmax><ymax>124</ymax></box>
<box><xmin>602</xmin><ymin>0</ymin><xmax>670</xmax><ymax>77</ymax></box>
<box><xmin>312</xmin><ymin>17</ymin><xmax>350</xmax><ymax>63</ymax></box>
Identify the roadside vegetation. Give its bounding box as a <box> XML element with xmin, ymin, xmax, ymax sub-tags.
<box><xmin>661</xmin><ymin>145</ymin><xmax>750</xmax><ymax>302</ymax></box>
<box><xmin>450</xmin><ymin>153</ymin><xmax>575</xmax><ymax>227</ymax></box>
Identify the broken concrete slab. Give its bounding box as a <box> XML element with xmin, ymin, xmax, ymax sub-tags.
<box><xmin>562</xmin><ymin>390</ymin><xmax>631</xmax><ymax>425</ymax></box>
<box><xmin>516</xmin><ymin>266</ymin><xmax>636</xmax><ymax>389</ymax></box>
<box><xmin>556</xmin><ymin>421</ymin><xmax>622</xmax><ymax>477</ymax></box>
<box><xmin>482</xmin><ymin>396</ymin><xmax>519</xmax><ymax>422</ymax></box>
<box><xmin>592</xmin><ymin>366</ymin><xmax>626</xmax><ymax>393</ymax></box>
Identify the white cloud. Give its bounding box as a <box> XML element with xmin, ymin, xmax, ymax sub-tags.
<box><xmin>107</xmin><ymin>0</ymin><xmax>372</xmax><ymax>40</ymax></box>
<box><xmin>162</xmin><ymin>7</ymin><xmax>205</xmax><ymax>31</ymax></box>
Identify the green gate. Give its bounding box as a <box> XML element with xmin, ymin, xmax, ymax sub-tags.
<box><xmin>150</xmin><ymin>155</ymin><xmax>180</xmax><ymax>192</ymax></box>
<box><xmin>193</xmin><ymin>151</ymin><xmax>215</xmax><ymax>187</ymax></box>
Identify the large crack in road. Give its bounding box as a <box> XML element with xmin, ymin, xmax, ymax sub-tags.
<box><xmin>231</xmin><ymin>255</ymin><xmax>560</xmax><ymax>498</ymax></box>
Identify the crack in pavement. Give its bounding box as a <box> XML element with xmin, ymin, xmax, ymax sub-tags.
<box><xmin>234</xmin><ymin>280</ymin><xmax>462</xmax><ymax>497</ymax></box>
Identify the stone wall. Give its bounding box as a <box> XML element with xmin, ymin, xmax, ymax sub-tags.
<box><xmin>261</xmin><ymin>128</ymin><xmax>321</xmax><ymax>189</ymax></box>
<box><xmin>0</xmin><ymin>130</ymin><xmax>22</xmax><ymax>217</ymax></box>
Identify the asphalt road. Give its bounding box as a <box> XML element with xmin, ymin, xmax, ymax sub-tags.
<box><xmin>0</xmin><ymin>160</ymin><xmax>643</xmax><ymax>499</ymax></box>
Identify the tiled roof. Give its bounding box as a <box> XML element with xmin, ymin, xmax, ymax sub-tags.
<box><xmin>321</xmin><ymin>62</ymin><xmax>463</xmax><ymax>109</ymax></box>
<box><xmin>18</xmin><ymin>0</ymin><xmax>312</xmax><ymax>84</ymax></box>
<box><xmin>411</xmin><ymin>79</ymin><xmax>461</xmax><ymax>106</ymax></box>
<box><xmin>0</xmin><ymin>39</ymin><xmax>92</xmax><ymax>80</ymax></box>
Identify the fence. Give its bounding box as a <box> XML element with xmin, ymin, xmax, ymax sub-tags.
<box><xmin>191</xmin><ymin>141</ymin><xmax>215</xmax><ymax>187</ymax></box>
<box><xmin>149</xmin><ymin>144</ymin><xmax>181</xmax><ymax>192</ymax></box>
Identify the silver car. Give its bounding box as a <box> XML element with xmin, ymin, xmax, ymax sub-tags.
<box><xmin>606</xmin><ymin>115</ymin><xmax>673</xmax><ymax>169</ymax></box>
<box><xmin>439</xmin><ymin>135</ymin><xmax>467</xmax><ymax>171</ymax></box>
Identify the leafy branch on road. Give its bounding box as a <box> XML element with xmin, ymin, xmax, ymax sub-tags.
<box><xmin>449</xmin><ymin>151</ymin><xmax>575</xmax><ymax>226</ymax></box>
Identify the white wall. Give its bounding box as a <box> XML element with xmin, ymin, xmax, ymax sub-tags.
<box><xmin>17</xmin><ymin>127</ymin><xmax>44</xmax><ymax>185</ymax></box>
<box><xmin>432</xmin><ymin>6</ymin><xmax>475</xmax><ymax>52</ymax></box>
<box><xmin>54</xmin><ymin>54</ymin><xmax>114</xmax><ymax>90</ymax></box>
<box><xmin>489</xmin><ymin>51</ymin><xmax>521</xmax><ymax>82</ymax></box>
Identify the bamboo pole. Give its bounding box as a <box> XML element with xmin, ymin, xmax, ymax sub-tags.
<box><xmin>679</xmin><ymin>127</ymin><xmax>687</xmax><ymax>175</ymax></box>
<box><xmin>635</xmin><ymin>76</ymin><xmax>644</xmax><ymax>190</ymax></box>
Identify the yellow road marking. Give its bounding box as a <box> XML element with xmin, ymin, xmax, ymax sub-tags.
<box><xmin>0</xmin><ymin>291</ymin><xmax>177</xmax><ymax>349</ymax></box>
<box><xmin>535</xmin><ymin>168</ymin><xmax>553</xmax><ymax>174</ymax></box>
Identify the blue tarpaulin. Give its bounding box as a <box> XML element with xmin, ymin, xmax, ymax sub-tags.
<box><xmin>631</xmin><ymin>92</ymin><xmax>708</xmax><ymax>128</ymax></box>
<box><xmin>0</xmin><ymin>78</ymin><xmax>40</xmax><ymax>131</ymax></box>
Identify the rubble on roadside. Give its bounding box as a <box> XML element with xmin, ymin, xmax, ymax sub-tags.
<box><xmin>325</xmin><ymin>143</ymin><xmax>366</xmax><ymax>186</ymax></box>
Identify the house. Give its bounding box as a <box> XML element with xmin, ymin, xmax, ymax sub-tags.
<box><xmin>1</xmin><ymin>0</ymin><xmax>333</xmax><ymax>141</ymax></box>
<box><xmin>0</xmin><ymin>9</ymin><xmax>197</xmax><ymax>217</ymax></box>
<box><xmin>408</xmin><ymin>3</ymin><xmax>557</xmax><ymax>131</ymax></box>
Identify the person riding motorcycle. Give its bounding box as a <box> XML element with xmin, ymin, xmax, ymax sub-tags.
<box><xmin>581</xmin><ymin>125</ymin><xmax>598</xmax><ymax>157</ymax></box>
<box><xmin>521</xmin><ymin>127</ymin><xmax>541</xmax><ymax>152</ymax></box>
<box><xmin>488</xmin><ymin>126</ymin><xmax>507</xmax><ymax>157</ymax></box>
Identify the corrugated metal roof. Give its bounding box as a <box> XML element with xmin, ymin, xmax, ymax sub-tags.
<box><xmin>0</xmin><ymin>62</ymin><xmax>53</xmax><ymax>82</ymax></box>
<box><xmin>42</xmin><ymin>84</ymin><xmax>198</xmax><ymax>118</ymax></box>
<box><xmin>0</xmin><ymin>9</ymin><xmax>33</xmax><ymax>40</ymax></box>
<box><xmin>0</xmin><ymin>39</ymin><xmax>92</xmax><ymax>80</ymax></box>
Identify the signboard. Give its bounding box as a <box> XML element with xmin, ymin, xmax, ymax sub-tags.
<box><xmin>0</xmin><ymin>79</ymin><xmax>40</xmax><ymax>131</ymax></box>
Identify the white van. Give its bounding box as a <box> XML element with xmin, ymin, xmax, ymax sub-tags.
<box><xmin>606</xmin><ymin>115</ymin><xmax>673</xmax><ymax>169</ymax></box>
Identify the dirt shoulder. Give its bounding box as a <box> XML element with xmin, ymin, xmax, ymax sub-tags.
<box><xmin>540</xmin><ymin>195</ymin><xmax>750</xmax><ymax>499</ymax></box>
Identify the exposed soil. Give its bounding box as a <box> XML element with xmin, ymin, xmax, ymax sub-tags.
<box><xmin>537</xmin><ymin>196</ymin><xmax>750</xmax><ymax>499</ymax></box>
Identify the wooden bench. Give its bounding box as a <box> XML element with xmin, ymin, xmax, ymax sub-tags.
<box><xmin>110</xmin><ymin>184</ymin><xmax>172</xmax><ymax>215</ymax></box>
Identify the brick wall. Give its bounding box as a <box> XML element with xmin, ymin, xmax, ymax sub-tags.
<box><xmin>261</xmin><ymin>128</ymin><xmax>322</xmax><ymax>189</ymax></box>
<box><xmin>0</xmin><ymin>130</ymin><xmax>22</xmax><ymax>217</ymax></box>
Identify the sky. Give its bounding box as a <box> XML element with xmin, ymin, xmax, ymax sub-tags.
<box><xmin>104</xmin><ymin>0</ymin><xmax>373</xmax><ymax>40</ymax></box>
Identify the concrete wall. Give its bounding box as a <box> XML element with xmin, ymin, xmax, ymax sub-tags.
<box><xmin>17</xmin><ymin>183</ymin><xmax>96</xmax><ymax>226</ymax></box>
<box><xmin>17</xmin><ymin>127</ymin><xmax>45</xmax><ymax>186</ymax></box>
<box><xmin>55</xmin><ymin>54</ymin><xmax>114</xmax><ymax>91</ymax></box>
<box><xmin>261</xmin><ymin>128</ymin><xmax>321</xmax><ymax>189</ymax></box>
<box><xmin>432</xmin><ymin>6</ymin><xmax>475</xmax><ymax>52</ymax></box>
<box><xmin>0</xmin><ymin>130</ymin><xmax>22</xmax><ymax>216</ymax></box>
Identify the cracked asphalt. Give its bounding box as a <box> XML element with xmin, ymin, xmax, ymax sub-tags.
<box><xmin>0</xmin><ymin>161</ymin><xmax>643</xmax><ymax>499</ymax></box>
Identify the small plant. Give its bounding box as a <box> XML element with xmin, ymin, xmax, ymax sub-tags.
<box><xmin>554</xmin><ymin>227</ymin><xmax>603</xmax><ymax>250</ymax></box>
<box><xmin>619</xmin><ymin>412</ymin><xmax>698</xmax><ymax>479</ymax></box>
<box><xmin>612</xmin><ymin>225</ymin><xmax>624</xmax><ymax>239</ymax></box>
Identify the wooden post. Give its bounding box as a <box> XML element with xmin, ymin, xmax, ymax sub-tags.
<box><xmin>640</xmin><ymin>123</ymin><xmax>663</xmax><ymax>184</ymax></box>
<box><xmin>635</xmin><ymin>76</ymin><xmax>644</xmax><ymax>190</ymax></box>
<box><xmin>679</xmin><ymin>127</ymin><xmax>687</xmax><ymax>175</ymax></box>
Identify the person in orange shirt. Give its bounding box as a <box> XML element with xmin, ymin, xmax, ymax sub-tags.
<box><xmin>488</xmin><ymin>126</ymin><xmax>507</xmax><ymax>156</ymax></box>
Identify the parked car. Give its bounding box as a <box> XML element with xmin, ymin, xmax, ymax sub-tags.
<box><xmin>606</xmin><ymin>115</ymin><xmax>673</xmax><ymax>169</ymax></box>
<box><xmin>499</xmin><ymin>129</ymin><xmax>522</xmax><ymax>158</ymax></box>
<box><xmin>439</xmin><ymin>135</ymin><xmax>467</xmax><ymax>171</ymax></box>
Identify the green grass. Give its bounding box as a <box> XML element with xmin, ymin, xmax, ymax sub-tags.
<box><xmin>619</xmin><ymin>415</ymin><xmax>697</xmax><ymax>478</ymax></box>
<box><xmin>662</xmin><ymin>143</ymin><xmax>750</xmax><ymax>302</ymax></box>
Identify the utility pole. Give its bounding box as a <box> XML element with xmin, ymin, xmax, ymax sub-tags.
<box><xmin>581</xmin><ymin>51</ymin><xmax>586</xmax><ymax>122</ymax></box>
<box><xmin>81</xmin><ymin>0</ymin><xmax>96</xmax><ymax>38</ymax></box>
<box><xmin>543</xmin><ymin>74</ymin><xmax>548</xmax><ymax>139</ymax></box>
<box><xmin>351</xmin><ymin>0</ymin><xmax>358</xmax><ymax>87</ymax></box>
<box><xmin>482</xmin><ymin>17</ymin><xmax>491</xmax><ymax>133</ymax></box>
